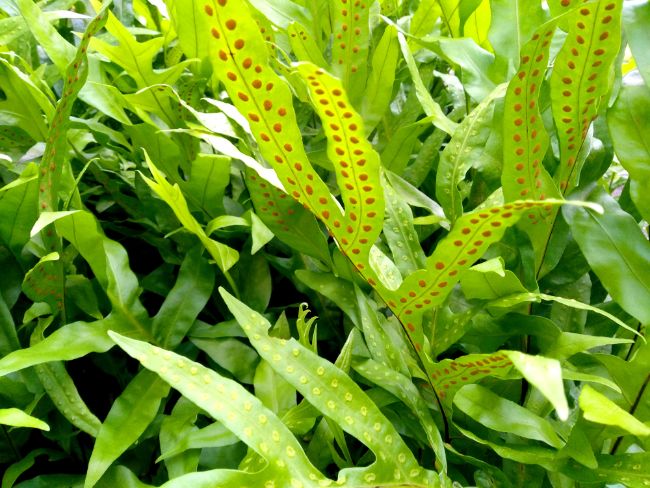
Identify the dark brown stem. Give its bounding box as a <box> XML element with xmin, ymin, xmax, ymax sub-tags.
<box><xmin>610</xmin><ymin>372</ymin><xmax>650</xmax><ymax>455</ymax></box>
<box><xmin>339</xmin><ymin>248</ymin><xmax>451</xmax><ymax>442</ymax></box>
<box><xmin>1</xmin><ymin>424</ymin><xmax>20</xmax><ymax>461</ymax></box>
<box><xmin>623</xmin><ymin>322</ymin><xmax>643</xmax><ymax>362</ymax></box>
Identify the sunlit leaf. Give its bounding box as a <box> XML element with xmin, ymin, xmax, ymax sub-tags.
<box><xmin>579</xmin><ymin>385</ymin><xmax>650</xmax><ymax>437</ymax></box>
<box><xmin>0</xmin><ymin>408</ymin><xmax>49</xmax><ymax>431</ymax></box>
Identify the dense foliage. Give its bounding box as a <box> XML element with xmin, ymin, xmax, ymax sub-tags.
<box><xmin>0</xmin><ymin>0</ymin><xmax>648</xmax><ymax>486</ymax></box>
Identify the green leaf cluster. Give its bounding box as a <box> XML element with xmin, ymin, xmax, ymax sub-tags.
<box><xmin>0</xmin><ymin>0</ymin><xmax>648</xmax><ymax>486</ymax></box>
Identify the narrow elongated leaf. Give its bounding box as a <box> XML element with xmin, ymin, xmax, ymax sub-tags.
<box><xmin>0</xmin><ymin>318</ymin><xmax>117</xmax><ymax>377</ymax></box>
<box><xmin>622</xmin><ymin>0</ymin><xmax>650</xmax><ymax>85</ymax></box>
<box><xmin>428</xmin><ymin>352</ymin><xmax>513</xmax><ymax>404</ymax></box>
<box><xmin>15</xmin><ymin>0</ymin><xmax>73</xmax><ymax>71</ymax></box>
<box><xmin>380</xmin><ymin>115</ymin><xmax>438</xmax><ymax>175</ymax></box>
<box><xmin>287</xmin><ymin>22</ymin><xmax>328</xmax><ymax>68</ymax></box>
<box><xmin>562</xmin><ymin>452</ymin><xmax>650</xmax><ymax>487</ymax></box>
<box><xmin>355</xmin><ymin>288</ymin><xmax>409</xmax><ymax>376</ymax></box>
<box><xmin>382</xmin><ymin>175</ymin><xmax>426</xmax><ymax>276</ymax></box>
<box><xmin>546</xmin><ymin>332</ymin><xmax>631</xmax><ymax>361</ymax></box>
<box><xmin>501</xmin><ymin>26</ymin><xmax>558</xmax><ymax>195</ymax></box>
<box><xmin>0</xmin><ymin>165</ymin><xmax>38</xmax><ymax>260</ymax></box>
<box><xmin>34</xmin><ymin>358</ymin><xmax>101</xmax><ymax>437</ymax></box>
<box><xmin>0</xmin><ymin>408</ymin><xmax>49</xmax><ymax>431</ymax></box>
<box><xmin>159</xmin><ymin>417</ymin><xmax>240</xmax><ymax>462</ymax></box>
<box><xmin>563</xmin><ymin>370</ymin><xmax>621</xmax><ymax>392</ymax></box>
<box><xmin>52</xmin><ymin>211</ymin><xmax>151</xmax><ymax>335</ymax></box>
<box><xmin>295</xmin><ymin>62</ymin><xmax>384</xmax><ymax>275</ymax></box>
<box><xmin>153</xmin><ymin>247</ymin><xmax>214</xmax><ymax>348</ymax></box>
<box><xmin>454</xmin><ymin>384</ymin><xmax>564</xmax><ymax>448</ymax></box>
<box><xmin>579</xmin><ymin>385</ymin><xmax>650</xmax><ymax>437</ymax></box>
<box><xmin>219</xmin><ymin>289</ymin><xmax>439</xmax><ymax>486</ymax></box>
<box><xmin>108</xmin><ymin>331</ymin><xmax>326</xmax><ymax>488</ymax></box>
<box><xmin>0</xmin><ymin>59</ymin><xmax>52</xmax><ymax>141</ymax></box>
<box><xmin>31</xmin><ymin>320</ymin><xmax>102</xmax><ymax>437</ymax></box>
<box><xmin>436</xmin><ymin>83</ymin><xmax>506</xmax><ymax>223</ymax></box>
<box><xmin>85</xmin><ymin>371</ymin><xmax>170</xmax><ymax>488</ymax></box>
<box><xmin>157</xmin><ymin>398</ymin><xmax>201</xmax><ymax>477</ymax></box>
<box><xmin>361</xmin><ymin>25</ymin><xmax>399</xmax><ymax>134</ymax></box>
<box><xmin>38</xmin><ymin>3</ymin><xmax>110</xmax><ymax>212</ymax></box>
<box><xmin>254</xmin><ymin>360</ymin><xmax>296</xmax><ymax>417</ymax></box>
<box><xmin>506</xmin><ymin>351</ymin><xmax>568</xmax><ymax>421</ymax></box>
<box><xmin>550</xmin><ymin>1</ymin><xmax>622</xmax><ymax>194</ymax></box>
<box><xmin>0</xmin><ymin>294</ymin><xmax>19</xmax><ymax>358</ymax></box>
<box><xmin>489</xmin><ymin>291</ymin><xmax>641</xmax><ymax>336</ymax></box>
<box><xmin>142</xmin><ymin>153</ymin><xmax>238</xmax><ymax>274</ymax></box>
<box><xmin>398</xmin><ymin>33</ymin><xmax>457</xmax><ymax>135</ymax></box>
<box><xmin>501</xmin><ymin>20</ymin><xmax>561</xmax><ymax>265</ymax></box>
<box><xmin>329</xmin><ymin>0</ymin><xmax>370</xmax><ymax>105</ymax></box>
<box><xmin>191</xmin><ymin>337</ymin><xmax>258</xmax><ymax>383</ymax></box>
<box><xmin>456</xmin><ymin>423</ymin><xmax>558</xmax><ymax>468</ymax></box>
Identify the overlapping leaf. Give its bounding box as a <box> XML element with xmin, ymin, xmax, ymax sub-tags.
<box><xmin>361</xmin><ymin>25</ymin><xmax>399</xmax><ymax>134</ymax></box>
<box><xmin>244</xmin><ymin>168</ymin><xmax>330</xmax><ymax>262</ymax></box>
<box><xmin>197</xmin><ymin>0</ymin><xmax>341</xmax><ymax>221</ymax></box>
<box><xmin>385</xmin><ymin>200</ymin><xmax>570</xmax><ymax>341</ymax></box>
<box><xmin>501</xmin><ymin>21</ymin><xmax>561</xmax><ymax>217</ymax></box>
<box><xmin>109</xmin><ymin>331</ymin><xmax>324</xmax><ymax>488</ymax></box>
<box><xmin>329</xmin><ymin>0</ymin><xmax>371</xmax><ymax>106</ymax></box>
<box><xmin>436</xmin><ymin>83</ymin><xmax>506</xmax><ymax>223</ymax></box>
<box><xmin>142</xmin><ymin>153</ymin><xmax>239</xmax><ymax>274</ymax></box>
<box><xmin>295</xmin><ymin>62</ymin><xmax>384</xmax><ymax>277</ymax></box>
<box><xmin>31</xmin><ymin>2</ymin><xmax>110</xmax><ymax>313</ymax></box>
<box><xmin>31</xmin><ymin>320</ymin><xmax>102</xmax><ymax>437</ymax></box>
<box><xmin>287</xmin><ymin>22</ymin><xmax>328</xmax><ymax>68</ymax></box>
<box><xmin>220</xmin><ymin>289</ymin><xmax>441</xmax><ymax>486</ymax></box>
